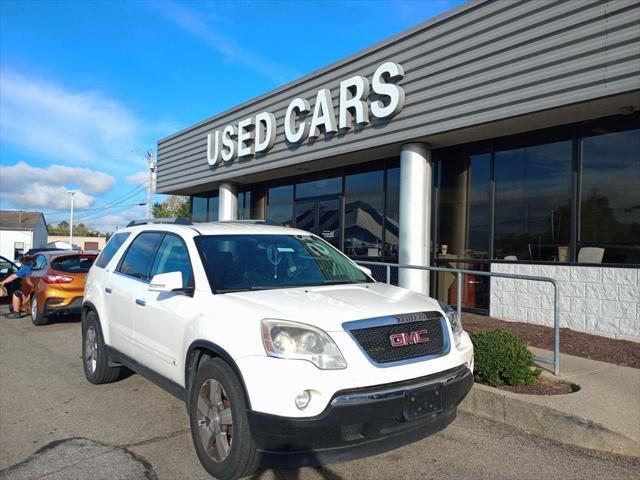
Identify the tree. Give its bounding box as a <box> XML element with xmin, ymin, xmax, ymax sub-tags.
<box><xmin>152</xmin><ymin>195</ymin><xmax>190</xmax><ymax>218</ymax></box>
<box><xmin>48</xmin><ymin>221</ymin><xmax>103</xmax><ymax>237</ymax></box>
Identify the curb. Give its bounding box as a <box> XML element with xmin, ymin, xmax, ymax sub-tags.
<box><xmin>459</xmin><ymin>383</ymin><xmax>640</xmax><ymax>457</ymax></box>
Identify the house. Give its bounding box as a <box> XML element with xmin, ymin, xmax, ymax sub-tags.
<box><xmin>0</xmin><ymin>211</ymin><xmax>48</xmax><ymax>260</ymax></box>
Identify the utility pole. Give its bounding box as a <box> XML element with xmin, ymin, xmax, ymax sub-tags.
<box><xmin>146</xmin><ymin>150</ymin><xmax>156</xmax><ymax>219</ymax></box>
<box><xmin>67</xmin><ymin>191</ymin><xmax>76</xmax><ymax>250</ymax></box>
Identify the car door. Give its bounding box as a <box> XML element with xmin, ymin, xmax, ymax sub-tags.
<box><xmin>25</xmin><ymin>255</ymin><xmax>47</xmax><ymax>300</ymax></box>
<box><xmin>108</xmin><ymin>232</ymin><xmax>164</xmax><ymax>359</ymax></box>
<box><xmin>133</xmin><ymin>233</ymin><xmax>194</xmax><ymax>384</ymax></box>
<box><xmin>0</xmin><ymin>256</ymin><xmax>18</xmax><ymax>297</ymax></box>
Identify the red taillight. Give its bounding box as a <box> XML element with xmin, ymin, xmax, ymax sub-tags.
<box><xmin>43</xmin><ymin>274</ymin><xmax>74</xmax><ymax>284</ymax></box>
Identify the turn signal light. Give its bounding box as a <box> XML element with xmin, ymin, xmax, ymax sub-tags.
<box><xmin>43</xmin><ymin>274</ymin><xmax>73</xmax><ymax>284</ymax></box>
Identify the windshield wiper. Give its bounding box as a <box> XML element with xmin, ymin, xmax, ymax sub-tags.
<box><xmin>319</xmin><ymin>279</ymin><xmax>366</xmax><ymax>285</ymax></box>
<box><xmin>215</xmin><ymin>286</ymin><xmax>270</xmax><ymax>294</ymax></box>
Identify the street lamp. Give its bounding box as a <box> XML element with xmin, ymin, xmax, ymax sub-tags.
<box><xmin>67</xmin><ymin>191</ymin><xmax>76</xmax><ymax>250</ymax></box>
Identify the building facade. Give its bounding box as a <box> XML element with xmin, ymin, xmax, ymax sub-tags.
<box><xmin>156</xmin><ymin>0</ymin><xmax>640</xmax><ymax>341</ymax></box>
<box><xmin>0</xmin><ymin>211</ymin><xmax>48</xmax><ymax>260</ymax></box>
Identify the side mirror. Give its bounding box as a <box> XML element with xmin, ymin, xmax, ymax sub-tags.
<box><xmin>358</xmin><ymin>265</ymin><xmax>373</xmax><ymax>276</ymax></box>
<box><xmin>149</xmin><ymin>271</ymin><xmax>183</xmax><ymax>293</ymax></box>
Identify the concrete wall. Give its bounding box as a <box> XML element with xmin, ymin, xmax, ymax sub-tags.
<box><xmin>490</xmin><ymin>263</ymin><xmax>639</xmax><ymax>343</ymax></box>
<box><xmin>0</xmin><ymin>230</ymin><xmax>33</xmax><ymax>261</ymax></box>
<box><xmin>47</xmin><ymin>235</ymin><xmax>107</xmax><ymax>250</ymax></box>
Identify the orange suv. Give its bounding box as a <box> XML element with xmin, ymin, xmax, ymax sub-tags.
<box><xmin>23</xmin><ymin>251</ymin><xmax>97</xmax><ymax>325</ymax></box>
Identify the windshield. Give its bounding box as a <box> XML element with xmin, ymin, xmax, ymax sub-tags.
<box><xmin>195</xmin><ymin>234</ymin><xmax>371</xmax><ymax>293</ymax></box>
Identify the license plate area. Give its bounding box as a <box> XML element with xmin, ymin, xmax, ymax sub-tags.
<box><xmin>403</xmin><ymin>384</ymin><xmax>443</xmax><ymax>420</ymax></box>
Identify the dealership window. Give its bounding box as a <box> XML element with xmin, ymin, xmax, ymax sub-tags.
<box><xmin>384</xmin><ymin>167</ymin><xmax>400</xmax><ymax>262</ymax></box>
<box><xmin>296</xmin><ymin>177</ymin><xmax>341</xmax><ymax>199</ymax></box>
<box><xmin>238</xmin><ymin>191</ymin><xmax>252</xmax><ymax>219</ymax></box>
<box><xmin>208</xmin><ymin>196</ymin><xmax>219</xmax><ymax>222</ymax></box>
<box><xmin>344</xmin><ymin>170</ymin><xmax>384</xmax><ymax>260</ymax></box>
<box><xmin>192</xmin><ymin>197</ymin><xmax>208</xmax><ymax>222</ymax></box>
<box><xmin>494</xmin><ymin>140</ymin><xmax>572</xmax><ymax>262</ymax></box>
<box><xmin>579</xmin><ymin>128</ymin><xmax>640</xmax><ymax>263</ymax></box>
<box><xmin>267</xmin><ymin>185</ymin><xmax>294</xmax><ymax>226</ymax></box>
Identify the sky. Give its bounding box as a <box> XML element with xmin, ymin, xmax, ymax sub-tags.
<box><xmin>0</xmin><ymin>0</ymin><xmax>463</xmax><ymax>232</ymax></box>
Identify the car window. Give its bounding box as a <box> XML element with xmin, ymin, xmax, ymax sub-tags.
<box><xmin>0</xmin><ymin>258</ymin><xmax>16</xmax><ymax>275</ymax></box>
<box><xmin>32</xmin><ymin>255</ymin><xmax>47</xmax><ymax>271</ymax></box>
<box><xmin>51</xmin><ymin>255</ymin><xmax>96</xmax><ymax>273</ymax></box>
<box><xmin>95</xmin><ymin>232</ymin><xmax>131</xmax><ymax>269</ymax></box>
<box><xmin>150</xmin><ymin>234</ymin><xmax>194</xmax><ymax>287</ymax></box>
<box><xmin>117</xmin><ymin>232</ymin><xmax>164</xmax><ymax>281</ymax></box>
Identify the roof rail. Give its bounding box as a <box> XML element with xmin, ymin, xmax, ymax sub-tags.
<box><xmin>215</xmin><ymin>219</ymin><xmax>284</xmax><ymax>226</ymax></box>
<box><xmin>126</xmin><ymin>217</ymin><xmax>192</xmax><ymax>227</ymax></box>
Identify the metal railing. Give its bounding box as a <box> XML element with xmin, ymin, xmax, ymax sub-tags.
<box><xmin>357</xmin><ymin>260</ymin><xmax>561</xmax><ymax>376</ymax></box>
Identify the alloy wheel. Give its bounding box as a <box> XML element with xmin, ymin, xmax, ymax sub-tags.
<box><xmin>84</xmin><ymin>326</ymin><xmax>98</xmax><ymax>373</ymax></box>
<box><xmin>31</xmin><ymin>297</ymin><xmax>37</xmax><ymax>319</ymax></box>
<box><xmin>196</xmin><ymin>379</ymin><xmax>233</xmax><ymax>462</ymax></box>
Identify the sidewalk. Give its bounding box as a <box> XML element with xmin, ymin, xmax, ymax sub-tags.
<box><xmin>460</xmin><ymin>347</ymin><xmax>640</xmax><ymax>457</ymax></box>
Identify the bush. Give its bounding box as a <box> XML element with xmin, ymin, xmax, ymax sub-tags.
<box><xmin>470</xmin><ymin>329</ymin><xmax>541</xmax><ymax>387</ymax></box>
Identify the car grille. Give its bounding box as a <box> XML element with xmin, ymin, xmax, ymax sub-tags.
<box><xmin>347</xmin><ymin>312</ymin><xmax>447</xmax><ymax>364</ymax></box>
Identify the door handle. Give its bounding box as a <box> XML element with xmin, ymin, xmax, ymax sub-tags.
<box><xmin>105</xmin><ymin>287</ymin><xmax>112</xmax><ymax>294</ymax></box>
<box><xmin>135</xmin><ymin>298</ymin><xmax>146</xmax><ymax>306</ymax></box>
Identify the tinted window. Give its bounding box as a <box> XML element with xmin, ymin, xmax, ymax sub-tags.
<box><xmin>494</xmin><ymin>140</ymin><xmax>572</xmax><ymax>261</ymax></box>
<box><xmin>385</xmin><ymin>167</ymin><xmax>400</xmax><ymax>262</ymax></box>
<box><xmin>345</xmin><ymin>170</ymin><xmax>384</xmax><ymax>260</ymax></box>
<box><xmin>52</xmin><ymin>255</ymin><xmax>96</xmax><ymax>273</ymax></box>
<box><xmin>296</xmin><ymin>177</ymin><xmax>341</xmax><ymax>199</ymax></box>
<box><xmin>195</xmin><ymin>234</ymin><xmax>370</xmax><ymax>293</ymax></box>
<box><xmin>192</xmin><ymin>197</ymin><xmax>208</xmax><ymax>222</ymax></box>
<box><xmin>118</xmin><ymin>232</ymin><xmax>163</xmax><ymax>281</ymax></box>
<box><xmin>208</xmin><ymin>196</ymin><xmax>219</xmax><ymax>222</ymax></box>
<box><xmin>267</xmin><ymin>185</ymin><xmax>294</xmax><ymax>226</ymax></box>
<box><xmin>150</xmin><ymin>234</ymin><xmax>193</xmax><ymax>287</ymax></box>
<box><xmin>33</xmin><ymin>255</ymin><xmax>47</xmax><ymax>270</ymax></box>
<box><xmin>95</xmin><ymin>232</ymin><xmax>131</xmax><ymax>269</ymax></box>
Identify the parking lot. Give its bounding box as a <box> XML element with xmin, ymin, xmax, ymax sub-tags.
<box><xmin>0</xmin><ymin>311</ymin><xmax>638</xmax><ymax>480</ymax></box>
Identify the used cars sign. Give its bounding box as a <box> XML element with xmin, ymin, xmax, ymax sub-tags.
<box><xmin>207</xmin><ymin>61</ymin><xmax>405</xmax><ymax>166</ymax></box>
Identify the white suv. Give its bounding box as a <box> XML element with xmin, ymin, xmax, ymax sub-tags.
<box><xmin>82</xmin><ymin>220</ymin><xmax>474</xmax><ymax>480</ymax></box>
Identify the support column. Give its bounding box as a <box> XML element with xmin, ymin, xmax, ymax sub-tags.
<box><xmin>218</xmin><ymin>182</ymin><xmax>238</xmax><ymax>221</ymax></box>
<box><xmin>398</xmin><ymin>143</ymin><xmax>432</xmax><ymax>294</ymax></box>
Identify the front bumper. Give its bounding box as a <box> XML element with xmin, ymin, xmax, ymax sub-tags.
<box><xmin>247</xmin><ymin>365</ymin><xmax>473</xmax><ymax>468</ymax></box>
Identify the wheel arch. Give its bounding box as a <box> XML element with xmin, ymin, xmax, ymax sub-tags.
<box><xmin>185</xmin><ymin>340</ymin><xmax>252</xmax><ymax>410</ymax></box>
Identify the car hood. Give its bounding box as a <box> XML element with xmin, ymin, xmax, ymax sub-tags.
<box><xmin>222</xmin><ymin>282</ymin><xmax>443</xmax><ymax>332</ymax></box>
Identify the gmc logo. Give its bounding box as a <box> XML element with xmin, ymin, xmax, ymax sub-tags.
<box><xmin>389</xmin><ymin>329</ymin><xmax>429</xmax><ymax>347</ymax></box>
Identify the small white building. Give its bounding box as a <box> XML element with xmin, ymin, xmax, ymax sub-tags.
<box><xmin>0</xmin><ymin>211</ymin><xmax>48</xmax><ymax>260</ymax></box>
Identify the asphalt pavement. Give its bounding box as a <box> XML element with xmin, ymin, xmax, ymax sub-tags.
<box><xmin>1</xmin><ymin>310</ymin><xmax>638</xmax><ymax>480</ymax></box>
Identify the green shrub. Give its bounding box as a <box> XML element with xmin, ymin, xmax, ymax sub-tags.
<box><xmin>469</xmin><ymin>329</ymin><xmax>541</xmax><ymax>387</ymax></box>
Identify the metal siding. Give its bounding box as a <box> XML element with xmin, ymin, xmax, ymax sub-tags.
<box><xmin>156</xmin><ymin>0</ymin><xmax>640</xmax><ymax>193</ymax></box>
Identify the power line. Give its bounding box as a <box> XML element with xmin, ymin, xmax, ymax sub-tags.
<box><xmin>44</xmin><ymin>184</ymin><xmax>147</xmax><ymax>219</ymax></box>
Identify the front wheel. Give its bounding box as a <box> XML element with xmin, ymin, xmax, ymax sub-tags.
<box><xmin>82</xmin><ymin>310</ymin><xmax>122</xmax><ymax>384</ymax></box>
<box><xmin>31</xmin><ymin>295</ymin><xmax>48</xmax><ymax>326</ymax></box>
<box><xmin>189</xmin><ymin>358</ymin><xmax>259</xmax><ymax>480</ymax></box>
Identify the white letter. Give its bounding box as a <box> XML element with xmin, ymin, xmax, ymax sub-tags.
<box><xmin>207</xmin><ymin>130</ymin><xmax>221</xmax><ymax>166</ymax></box>
<box><xmin>221</xmin><ymin>125</ymin><xmax>236</xmax><ymax>162</ymax></box>
<box><xmin>255</xmin><ymin>111</ymin><xmax>276</xmax><ymax>153</ymax></box>
<box><xmin>284</xmin><ymin>97</ymin><xmax>310</xmax><ymax>144</ymax></box>
<box><xmin>338</xmin><ymin>76</ymin><xmax>370</xmax><ymax>130</ymax></box>
<box><xmin>371</xmin><ymin>61</ymin><xmax>405</xmax><ymax>119</ymax></box>
<box><xmin>309</xmin><ymin>88</ymin><xmax>338</xmax><ymax>138</ymax></box>
<box><xmin>237</xmin><ymin>117</ymin><xmax>254</xmax><ymax>157</ymax></box>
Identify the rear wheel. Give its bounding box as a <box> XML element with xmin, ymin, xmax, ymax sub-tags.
<box><xmin>31</xmin><ymin>296</ymin><xmax>48</xmax><ymax>326</ymax></box>
<box><xmin>82</xmin><ymin>310</ymin><xmax>122</xmax><ymax>384</ymax></box>
<box><xmin>189</xmin><ymin>358</ymin><xmax>259</xmax><ymax>480</ymax></box>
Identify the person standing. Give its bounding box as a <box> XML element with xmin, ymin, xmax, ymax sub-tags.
<box><xmin>0</xmin><ymin>258</ymin><xmax>34</xmax><ymax>318</ymax></box>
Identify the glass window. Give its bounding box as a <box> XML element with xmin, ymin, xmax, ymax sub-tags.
<box><xmin>344</xmin><ymin>170</ymin><xmax>384</xmax><ymax>260</ymax></box>
<box><xmin>438</xmin><ymin>152</ymin><xmax>491</xmax><ymax>259</ymax></box>
<box><xmin>494</xmin><ymin>140</ymin><xmax>572</xmax><ymax>261</ymax></box>
<box><xmin>95</xmin><ymin>232</ymin><xmax>131</xmax><ymax>269</ymax></box>
<box><xmin>208</xmin><ymin>196</ymin><xmax>219</xmax><ymax>222</ymax></box>
<box><xmin>32</xmin><ymin>255</ymin><xmax>47</xmax><ymax>270</ymax></box>
<box><xmin>194</xmin><ymin>234</ymin><xmax>370</xmax><ymax>294</ymax></box>
<box><xmin>51</xmin><ymin>255</ymin><xmax>96</xmax><ymax>273</ymax></box>
<box><xmin>192</xmin><ymin>197</ymin><xmax>208</xmax><ymax>222</ymax></box>
<box><xmin>267</xmin><ymin>185</ymin><xmax>294</xmax><ymax>226</ymax></box>
<box><xmin>150</xmin><ymin>234</ymin><xmax>193</xmax><ymax>287</ymax></box>
<box><xmin>238</xmin><ymin>191</ymin><xmax>252</xmax><ymax>219</ymax></box>
<box><xmin>296</xmin><ymin>177</ymin><xmax>341</xmax><ymax>199</ymax></box>
<box><xmin>385</xmin><ymin>167</ymin><xmax>400</xmax><ymax>262</ymax></box>
<box><xmin>0</xmin><ymin>258</ymin><xmax>16</xmax><ymax>276</ymax></box>
<box><xmin>118</xmin><ymin>232</ymin><xmax>163</xmax><ymax>281</ymax></box>
<box><xmin>580</xmin><ymin>129</ymin><xmax>640</xmax><ymax>263</ymax></box>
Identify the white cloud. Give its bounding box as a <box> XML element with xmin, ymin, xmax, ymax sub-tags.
<box><xmin>0</xmin><ymin>161</ymin><xmax>117</xmax><ymax>210</ymax></box>
<box><xmin>86</xmin><ymin>206</ymin><xmax>146</xmax><ymax>233</ymax></box>
<box><xmin>126</xmin><ymin>170</ymin><xmax>149</xmax><ymax>186</ymax></box>
<box><xmin>0</xmin><ymin>70</ymin><xmax>142</xmax><ymax>167</ymax></box>
<box><xmin>156</xmin><ymin>1</ymin><xmax>298</xmax><ymax>85</ymax></box>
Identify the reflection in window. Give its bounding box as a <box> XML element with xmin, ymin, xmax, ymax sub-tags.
<box><xmin>208</xmin><ymin>197</ymin><xmax>219</xmax><ymax>222</ymax></box>
<box><xmin>385</xmin><ymin>168</ymin><xmax>400</xmax><ymax>262</ymax></box>
<box><xmin>494</xmin><ymin>141</ymin><xmax>572</xmax><ymax>261</ymax></box>
<box><xmin>238</xmin><ymin>191</ymin><xmax>252</xmax><ymax>219</ymax></box>
<box><xmin>296</xmin><ymin>177</ymin><xmax>341</xmax><ymax>198</ymax></box>
<box><xmin>344</xmin><ymin>170</ymin><xmax>384</xmax><ymax>259</ymax></box>
<box><xmin>580</xmin><ymin>129</ymin><xmax>640</xmax><ymax>263</ymax></box>
<box><xmin>192</xmin><ymin>197</ymin><xmax>208</xmax><ymax>222</ymax></box>
<box><xmin>267</xmin><ymin>185</ymin><xmax>294</xmax><ymax>226</ymax></box>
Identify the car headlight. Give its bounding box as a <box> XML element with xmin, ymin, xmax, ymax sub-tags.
<box><xmin>438</xmin><ymin>301</ymin><xmax>464</xmax><ymax>347</ymax></box>
<box><xmin>261</xmin><ymin>319</ymin><xmax>347</xmax><ymax>370</ymax></box>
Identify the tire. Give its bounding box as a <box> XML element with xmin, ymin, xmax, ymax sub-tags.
<box><xmin>82</xmin><ymin>310</ymin><xmax>123</xmax><ymax>384</ymax></box>
<box><xmin>31</xmin><ymin>295</ymin><xmax>48</xmax><ymax>326</ymax></box>
<box><xmin>189</xmin><ymin>358</ymin><xmax>259</xmax><ymax>480</ymax></box>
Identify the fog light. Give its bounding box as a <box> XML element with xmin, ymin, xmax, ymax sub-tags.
<box><xmin>295</xmin><ymin>390</ymin><xmax>311</xmax><ymax>410</ymax></box>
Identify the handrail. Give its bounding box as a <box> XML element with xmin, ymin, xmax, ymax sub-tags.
<box><xmin>357</xmin><ymin>260</ymin><xmax>561</xmax><ymax>376</ymax></box>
